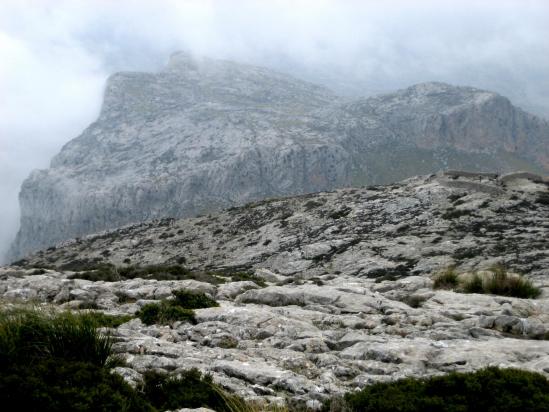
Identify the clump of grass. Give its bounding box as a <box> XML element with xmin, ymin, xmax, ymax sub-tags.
<box><xmin>462</xmin><ymin>273</ymin><xmax>484</xmax><ymax>294</ymax></box>
<box><xmin>434</xmin><ymin>265</ymin><xmax>541</xmax><ymax>299</ymax></box>
<box><xmin>0</xmin><ymin>308</ymin><xmax>114</xmax><ymax>367</ymax></box>
<box><xmin>482</xmin><ymin>265</ymin><xmax>541</xmax><ymax>299</ymax></box>
<box><xmin>0</xmin><ymin>308</ymin><xmax>260</xmax><ymax>411</ymax></box>
<box><xmin>137</xmin><ymin>289</ymin><xmax>219</xmax><ymax>326</ymax></box>
<box><xmin>0</xmin><ymin>308</ymin><xmax>152</xmax><ymax>411</ymax></box>
<box><xmin>325</xmin><ymin>367</ymin><xmax>549</xmax><ymax>412</ymax></box>
<box><xmin>433</xmin><ymin>266</ymin><xmax>459</xmax><ymax>289</ymax></box>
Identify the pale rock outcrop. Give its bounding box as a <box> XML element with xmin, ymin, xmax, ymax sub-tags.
<box><xmin>2</xmin><ymin>173</ymin><xmax>549</xmax><ymax>407</ymax></box>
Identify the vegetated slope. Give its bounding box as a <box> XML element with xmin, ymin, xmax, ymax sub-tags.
<box><xmin>2</xmin><ymin>172</ymin><xmax>549</xmax><ymax>407</ymax></box>
<box><xmin>8</xmin><ymin>52</ymin><xmax>549</xmax><ymax>260</ymax></box>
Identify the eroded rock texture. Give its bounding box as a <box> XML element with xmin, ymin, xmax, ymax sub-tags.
<box><xmin>2</xmin><ymin>172</ymin><xmax>549</xmax><ymax>407</ymax></box>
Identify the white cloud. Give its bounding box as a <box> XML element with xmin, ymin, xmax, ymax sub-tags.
<box><xmin>0</xmin><ymin>0</ymin><xmax>548</xmax><ymax>262</ymax></box>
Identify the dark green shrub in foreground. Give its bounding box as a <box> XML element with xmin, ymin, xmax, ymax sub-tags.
<box><xmin>0</xmin><ymin>309</ymin><xmax>152</xmax><ymax>411</ymax></box>
<box><xmin>326</xmin><ymin>367</ymin><xmax>549</xmax><ymax>412</ymax></box>
<box><xmin>462</xmin><ymin>273</ymin><xmax>485</xmax><ymax>294</ymax></box>
<box><xmin>2</xmin><ymin>359</ymin><xmax>153</xmax><ymax>412</ymax></box>
<box><xmin>142</xmin><ymin>369</ymin><xmax>244</xmax><ymax>412</ymax></box>
<box><xmin>0</xmin><ymin>309</ymin><xmax>113</xmax><ymax>367</ymax></box>
<box><xmin>461</xmin><ymin>267</ymin><xmax>541</xmax><ymax>299</ymax></box>
<box><xmin>0</xmin><ymin>308</ymin><xmax>247</xmax><ymax>412</ymax></box>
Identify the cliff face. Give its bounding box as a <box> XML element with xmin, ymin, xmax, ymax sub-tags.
<box><xmin>8</xmin><ymin>52</ymin><xmax>549</xmax><ymax>260</ymax></box>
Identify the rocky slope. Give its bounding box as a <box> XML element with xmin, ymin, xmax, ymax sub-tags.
<box><xmin>2</xmin><ymin>171</ymin><xmax>549</xmax><ymax>408</ymax></box>
<box><xmin>8</xmin><ymin>52</ymin><xmax>549</xmax><ymax>260</ymax></box>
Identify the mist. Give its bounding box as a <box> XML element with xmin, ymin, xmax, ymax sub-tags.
<box><xmin>1</xmin><ymin>0</ymin><xmax>548</xmax><ymax>263</ymax></box>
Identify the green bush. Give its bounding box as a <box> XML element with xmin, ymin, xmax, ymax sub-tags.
<box><xmin>137</xmin><ymin>289</ymin><xmax>219</xmax><ymax>325</ymax></box>
<box><xmin>1</xmin><ymin>359</ymin><xmax>153</xmax><ymax>412</ymax></box>
<box><xmin>137</xmin><ymin>302</ymin><xmax>195</xmax><ymax>326</ymax></box>
<box><xmin>0</xmin><ymin>309</ymin><xmax>113</xmax><ymax>368</ymax></box>
<box><xmin>141</xmin><ymin>369</ymin><xmax>244</xmax><ymax>412</ymax></box>
<box><xmin>173</xmin><ymin>289</ymin><xmax>220</xmax><ymax>309</ymax></box>
<box><xmin>0</xmin><ymin>308</ymin><xmax>152</xmax><ymax>411</ymax></box>
<box><xmin>326</xmin><ymin>367</ymin><xmax>549</xmax><ymax>412</ymax></box>
<box><xmin>0</xmin><ymin>308</ymin><xmax>249</xmax><ymax>412</ymax></box>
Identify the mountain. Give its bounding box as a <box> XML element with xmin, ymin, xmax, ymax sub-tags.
<box><xmin>3</xmin><ymin>171</ymin><xmax>549</xmax><ymax>405</ymax></box>
<box><xmin>8</xmin><ymin>52</ymin><xmax>549</xmax><ymax>261</ymax></box>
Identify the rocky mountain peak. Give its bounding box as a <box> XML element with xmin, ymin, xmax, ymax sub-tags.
<box><xmin>7</xmin><ymin>55</ymin><xmax>549</xmax><ymax>261</ymax></box>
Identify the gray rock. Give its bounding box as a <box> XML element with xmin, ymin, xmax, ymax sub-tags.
<box><xmin>2</xmin><ymin>173</ymin><xmax>549</xmax><ymax>406</ymax></box>
<box><xmin>8</xmin><ymin>53</ymin><xmax>549</xmax><ymax>260</ymax></box>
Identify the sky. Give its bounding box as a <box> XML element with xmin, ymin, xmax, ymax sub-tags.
<box><xmin>1</xmin><ymin>0</ymin><xmax>548</xmax><ymax>262</ymax></box>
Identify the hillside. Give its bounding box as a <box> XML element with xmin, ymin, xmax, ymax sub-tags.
<box><xmin>3</xmin><ymin>171</ymin><xmax>549</xmax><ymax>407</ymax></box>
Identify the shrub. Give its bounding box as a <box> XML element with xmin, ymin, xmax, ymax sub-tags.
<box><xmin>0</xmin><ymin>308</ymin><xmax>152</xmax><ymax>411</ymax></box>
<box><xmin>0</xmin><ymin>308</ymin><xmax>249</xmax><ymax>412</ymax></box>
<box><xmin>1</xmin><ymin>359</ymin><xmax>153</xmax><ymax>412</ymax></box>
<box><xmin>137</xmin><ymin>289</ymin><xmax>219</xmax><ymax>325</ymax></box>
<box><xmin>433</xmin><ymin>267</ymin><xmax>459</xmax><ymax>289</ymax></box>
<box><xmin>0</xmin><ymin>309</ymin><xmax>113</xmax><ymax>368</ymax></box>
<box><xmin>172</xmin><ymin>289</ymin><xmax>220</xmax><ymax>309</ymax></box>
<box><xmin>137</xmin><ymin>302</ymin><xmax>195</xmax><ymax>326</ymax></box>
<box><xmin>141</xmin><ymin>369</ymin><xmax>245</xmax><ymax>412</ymax></box>
<box><xmin>326</xmin><ymin>367</ymin><xmax>549</xmax><ymax>412</ymax></box>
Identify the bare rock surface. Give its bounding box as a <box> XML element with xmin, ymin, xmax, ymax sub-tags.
<box><xmin>8</xmin><ymin>52</ymin><xmax>549</xmax><ymax>260</ymax></box>
<box><xmin>1</xmin><ymin>172</ymin><xmax>549</xmax><ymax>407</ymax></box>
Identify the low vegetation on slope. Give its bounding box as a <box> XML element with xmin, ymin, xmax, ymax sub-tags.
<box><xmin>65</xmin><ymin>262</ymin><xmax>267</xmax><ymax>286</ymax></box>
<box><xmin>325</xmin><ymin>367</ymin><xmax>549</xmax><ymax>412</ymax></box>
<box><xmin>433</xmin><ymin>265</ymin><xmax>541</xmax><ymax>299</ymax></box>
<box><xmin>137</xmin><ymin>289</ymin><xmax>219</xmax><ymax>325</ymax></box>
<box><xmin>0</xmin><ymin>307</ymin><xmax>248</xmax><ymax>412</ymax></box>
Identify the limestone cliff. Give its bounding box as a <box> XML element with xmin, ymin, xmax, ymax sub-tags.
<box><xmin>8</xmin><ymin>52</ymin><xmax>549</xmax><ymax>260</ymax></box>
